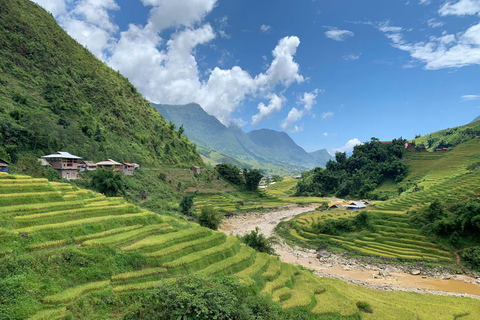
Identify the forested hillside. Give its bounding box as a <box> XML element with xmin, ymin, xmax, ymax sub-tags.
<box><xmin>0</xmin><ymin>0</ymin><xmax>201</xmax><ymax>167</ymax></box>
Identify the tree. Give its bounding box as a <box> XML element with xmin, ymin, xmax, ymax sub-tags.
<box><xmin>198</xmin><ymin>206</ymin><xmax>223</xmax><ymax>230</ymax></box>
<box><xmin>244</xmin><ymin>169</ymin><xmax>263</xmax><ymax>191</ymax></box>
<box><xmin>90</xmin><ymin>168</ymin><xmax>125</xmax><ymax>197</ymax></box>
<box><xmin>216</xmin><ymin>164</ymin><xmax>243</xmax><ymax>185</ymax></box>
<box><xmin>180</xmin><ymin>192</ymin><xmax>197</xmax><ymax>216</ymax></box>
<box><xmin>240</xmin><ymin>227</ymin><xmax>277</xmax><ymax>255</ymax></box>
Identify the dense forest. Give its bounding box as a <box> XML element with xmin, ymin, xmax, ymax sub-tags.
<box><xmin>0</xmin><ymin>0</ymin><xmax>201</xmax><ymax>168</ymax></box>
<box><xmin>296</xmin><ymin>138</ymin><xmax>409</xmax><ymax>198</ymax></box>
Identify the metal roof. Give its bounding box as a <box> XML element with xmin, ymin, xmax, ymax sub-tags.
<box><xmin>41</xmin><ymin>152</ymin><xmax>82</xmax><ymax>159</ymax></box>
<box><xmin>348</xmin><ymin>201</ymin><xmax>367</xmax><ymax>208</ymax></box>
<box><xmin>96</xmin><ymin>159</ymin><xmax>122</xmax><ymax>166</ymax></box>
<box><xmin>123</xmin><ymin>163</ymin><xmax>134</xmax><ymax>167</ymax></box>
<box><xmin>0</xmin><ymin>158</ymin><xmax>9</xmax><ymax>166</ymax></box>
<box><xmin>81</xmin><ymin>161</ymin><xmax>97</xmax><ymax>166</ymax></box>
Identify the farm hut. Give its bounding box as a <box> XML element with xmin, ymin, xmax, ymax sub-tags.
<box><xmin>96</xmin><ymin>159</ymin><xmax>122</xmax><ymax>172</ymax></box>
<box><xmin>190</xmin><ymin>166</ymin><xmax>201</xmax><ymax>174</ymax></box>
<box><xmin>79</xmin><ymin>161</ymin><xmax>97</xmax><ymax>172</ymax></box>
<box><xmin>0</xmin><ymin>158</ymin><xmax>9</xmax><ymax>173</ymax></box>
<box><xmin>363</xmin><ymin>200</ymin><xmax>373</xmax><ymax>205</ymax></box>
<box><xmin>329</xmin><ymin>204</ymin><xmax>344</xmax><ymax>209</ymax></box>
<box><xmin>41</xmin><ymin>152</ymin><xmax>82</xmax><ymax>180</ymax></box>
<box><xmin>122</xmin><ymin>163</ymin><xmax>135</xmax><ymax>176</ymax></box>
<box><xmin>346</xmin><ymin>201</ymin><xmax>367</xmax><ymax>210</ymax></box>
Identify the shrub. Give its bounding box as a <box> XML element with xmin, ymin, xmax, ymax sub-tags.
<box><xmin>244</xmin><ymin>169</ymin><xmax>263</xmax><ymax>191</ymax></box>
<box><xmin>180</xmin><ymin>192</ymin><xmax>196</xmax><ymax>216</ymax></box>
<box><xmin>356</xmin><ymin>301</ymin><xmax>373</xmax><ymax>313</ymax></box>
<box><xmin>198</xmin><ymin>206</ymin><xmax>223</xmax><ymax>230</ymax></box>
<box><xmin>90</xmin><ymin>169</ymin><xmax>125</xmax><ymax>197</ymax></box>
<box><xmin>240</xmin><ymin>227</ymin><xmax>277</xmax><ymax>255</ymax></box>
<box><xmin>461</xmin><ymin>247</ymin><xmax>480</xmax><ymax>271</ymax></box>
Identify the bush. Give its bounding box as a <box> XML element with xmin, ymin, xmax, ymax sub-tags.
<box><xmin>461</xmin><ymin>247</ymin><xmax>480</xmax><ymax>271</ymax></box>
<box><xmin>198</xmin><ymin>206</ymin><xmax>223</xmax><ymax>230</ymax></box>
<box><xmin>244</xmin><ymin>169</ymin><xmax>263</xmax><ymax>191</ymax></box>
<box><xmin>180</xmin><ymin>193</ymin><xmax>196</xmax><ymax>216</ymax></box>
<box><xmin>356</xmin><ymin>301</ymin><xmax>373</xmax><ymax>313</ymax></box>
<box><xmin>90</xmin><ymin>169</ymin><xmax>125</xmax><ymax>197</ymax></box>
<box><xmin>240</xmin><ymin>227</ymin><xmax>277</xmax><ymax>255</ymax></box>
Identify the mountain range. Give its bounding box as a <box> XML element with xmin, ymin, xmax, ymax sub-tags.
<box><xmin>153</xmin><ymin>103</ymin><xmax>333</xmax><ymax>170</ymax></box>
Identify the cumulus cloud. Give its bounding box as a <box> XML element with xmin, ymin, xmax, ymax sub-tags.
<box><xmin>260</xmin><ymin>24</ymin><xmax>271</xmax><ymax>32</ymax></box>
<box><xmin>439</xmin><ymin>0</ymin><xmax>480</xmax><ymax>16</ymax></box>
<box><xmin>280</xmin><ymin>89</ymin><xmax>321</xmax><ymax>132</ymax></box>
<box><xmin>321</xmin><ymin>111</ymin><xmax>333</xmax><ymax>120</ymax></box>
<box><xmin>32</xmin><ymin>0</ymin><xmax>308</xmax><ymax>126</ymax></box>
<box><xmin>377</xmin><ymin>20</ymin><xmax>480</xmax><ymax>69</ymax></box>
<box><xmin>252</xmin><ymin>94</ymin><xmax>285</xmax><ymax>126</ymax></box>
<box><xmin>461</xmin><ymin>94</ymin><xmax>480</xmax><ymax>100</ymax></box>
<box><xmin>325</xmin><ymin>27</ymin><xmax>354</xmax><ymax>41</ymax></box>
<box><xmin>32</xmin><ymin>0</ymin><xmax>66</xmax><ymax>16</ymax></box>
<box><xmin>333</xmin><ymin>138</ymin><xmax>362</xmax><ymax>153</ymax></box>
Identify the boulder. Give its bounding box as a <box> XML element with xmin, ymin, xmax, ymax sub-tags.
<box><xmin>411</xmin><ymin>269</ymin><xmax>421</xmax><ymax>275</ymax></box>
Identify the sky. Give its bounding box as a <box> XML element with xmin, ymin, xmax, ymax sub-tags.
<box><xmin>33</xmin><ymin>0</ymin><xmax>480</xmax><ymax>154</ymax></box>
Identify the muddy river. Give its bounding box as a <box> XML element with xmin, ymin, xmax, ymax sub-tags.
<box><xmin>219</xmin><ymin>205</ymin><xmax>480</xmax><ymax>298</ymax></box>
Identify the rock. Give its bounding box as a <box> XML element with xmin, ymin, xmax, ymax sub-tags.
<box><xmin>379</xmin><ymin>269</ymin><xmax>390</xmax><ymax>277</ymax></box>
<box><xmin>384</xmin><ymin>266</ymin><xmax>399</xmax><ymax>274</ymax></box>
<box><xmin>20</xmin><ymin>232</ymin><xmax>28</xmax><ymax>239</ymax></box>
<box><xmin>440</xmin><ymin>274</ymin><xmax>451</xmax><ymax>280</ymax></box>
<box><xmin>371</xmin><ymin>274</ymin><xmax>379</xmax><ymax>279</ymax></box>
<box><xmin>343</xmin><ymin>266</ymin><xmax>351</xmax><ymax>271</ymax></box>
<box><xmin>411</xmin><ymin>269</ymin><xmax>421</xmax><ymax>275</ymax></box>
<box><xmin>317</xmin><ymin>250</ymin><xmax>332</xmax><ymax>259</ymax></box>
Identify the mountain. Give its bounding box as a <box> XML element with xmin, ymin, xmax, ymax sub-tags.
<box><xmin>309</xmin><ymin>149</ymin><xmax>334</xmax><ymax>166</ymax></box>
<box><xmin>153</xmin><ymin>103</ymin><xmax>329</xmax><ymax>170</ymax></box>
<box><xmin>472</xmin><ymin>115</ymin><xmax>480</xmax><ymax>123</ymax></box>
<box><xmin>0</xmin><ymin>0</ymin><xmax>201</xmax><ymax>167</ymax></box>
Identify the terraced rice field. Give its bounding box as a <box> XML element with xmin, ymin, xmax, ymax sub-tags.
<box><xmin>1</xmin><ymin>173</ymin><xmax>479</xmax><ymax>319</ymax></box>
<box><xmin>290</xmin><ymin>210</ymin><xmax>454</xmax><ymax>262</ymax></box>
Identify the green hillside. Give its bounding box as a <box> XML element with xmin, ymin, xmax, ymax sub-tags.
<box><xmin>2</xmin><ymin>173</ymin><xmax>480</xmax><ymax>320</ymax></box>
<box><xmin>472</xmin><ymin>115</ymin><xmax>480</xmax><ymax>123</ymax></box>
<box><xmin>0</xmin><ymin>0</ymin><xmax>201</xmax><ymax>167</ymax></box>
<box><xmin>309</xmin><ymin>149</ymin><xmax>334</xmax><ymax>167</ymax></box>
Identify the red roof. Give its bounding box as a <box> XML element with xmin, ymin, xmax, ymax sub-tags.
<box><xmin>123</xmin><ymin>163</ymin><xmax>134</xmax><ymax>167</ymax></box>
<box><xmin>381</xmin><ymin>141</ymin><xmax>392</xmax><ymax>144</ymax></box>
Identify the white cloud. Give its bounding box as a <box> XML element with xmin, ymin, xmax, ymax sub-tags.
<box><xmin>427</xmin><ymin>18</ymin><xmax>444</xmax><ymax>28</ymax></box>
<box><xmin>321</xmin><ymin>111</ymin><xmax>333</xmax><ymax>120</ymax></box>
<box><xmin>419</xmin><ymin>0</ymin><xmax>431</xmax><ymax>4</ymax></box>
<box><xmin>260</xmin><ymin>24</ymin><xmax>271</xmax><ymax>32</ymax></box>
<box><xmin>461</xmin><ymin>94</ymin><xmax>480</xmax><ymax>100</ymax></box>
<box><xmin>252</xmin><ymin>94</ymin><xmax>285</xmax><ymax>126</ymax></box>
<box><xmin>333</xmin><ymin>138</ymin><xmax>362</xmax><ymax>153</ymax></box>
<box><xmin>32</xmin><ymin>0</ymin><xmax>66</xmax><ymax>16</ymax></box>
<box><xmin>142</xmin><ymin>0</ymin><xmax>218</xmax><ymax>31</ymax></box>
<box><xmin>439</xmin><ymin>0</ymin><xmax>480</xmax><ymax>16</ymax></box>
<box><xmin>33</xmin><ymin>0</ymin><xmax>306</xmax><ymax>126</ymax></box>
<box><xmin>280</xmin><ymin>89</ymin><xmax>321</xmax><ymax>132</ymax></box>
<box><xmin>325</xmin><ymin>27</ymin><xmax>354</xmax><ymax>41</ymax></box>
<box><xmin>323</xmin><ymin>132</ymin><xmax>337</xmax><ymax>137</ymax></box>
<box><xmin>344</xmin><ymin>53</ymin><xmax>361</xmax><ymax>60</ymax></box>
<box><xmin>378</xmin><ymin>20</ymin><xmax>480</xmax><ymax>69</ymax></box>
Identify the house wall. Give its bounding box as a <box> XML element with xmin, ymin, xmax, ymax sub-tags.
<box><xmin>61</xmin><ymin>169</ymin><xmax>79</xmax><ymax>180</ymax></box>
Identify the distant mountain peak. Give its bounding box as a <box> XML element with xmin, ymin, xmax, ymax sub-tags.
<box><xmin>472</xmin><ymin>115</ymin><xmax>480</xmax><ymax>123</ymax></box>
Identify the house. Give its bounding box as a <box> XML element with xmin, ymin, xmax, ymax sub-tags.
<box><xmin>132</xmin><ymin>163</ymin><xmax>140</xmax><ymax>170</ymax></box>
<box><xmin>329</xmin><ymin>204</ymin><xmax>344</xmax><ymax>209</ymax></box>
<box><xmin>0</xmin><ymin>158</ymin><xmax>9</xmax><ymax>173</ymax></box>
<box><xmin>122</xmin><ymin>163</ymin><xmax>135</xmax><ymax>176</ymax></box>
<box><xmin>41</xmin><ymin>152</ymin><xmax>82</xmax><ymax>180</ymax></box>
<box><xmin>405</xmin><ymin>142</ymin><xmax>416</xmax><ymax>150</ymax></box>
<box><xmin>190</xmin><ymin>166</ymin><xmax>201</xmax><ymax>174</ymax></box>
<box><xmin>346</xmin><ymin>201</ymin><xmax>367</xmax><ymax>210</ymax></box>
<box><xmin>435</xmin><ymin>148</ymin><xmax>448</xmax><ymax>152</ymax></box>
<box><xmin>363</xmin><ymin>200</ymin><xmax>373</xmax><ymax>205</ymax></box>
<box><xmin>96</xmin><ymin>159</ymin><xmax>122</xmax><ymax>171</ymax></box>
<box><xmin>380</xmin><ymin>141</ymin><xmax>392</xmax><ymax>144</ymax></box>
<box><xmin>79</xmin><ymin>161</ymin><xmax>97</xmax><ymax>172</ymax></box>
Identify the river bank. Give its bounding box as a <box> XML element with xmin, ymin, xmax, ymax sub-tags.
<box><xmin>219</xmin><ymin>205</ymin><xmax>480</xmax><ymax>299</ymax></box>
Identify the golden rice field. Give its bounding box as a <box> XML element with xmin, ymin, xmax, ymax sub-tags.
<box><xmin>0</xmin><ymin>173</ymin><xmax>479</xmax><ymax>319</ymax></box>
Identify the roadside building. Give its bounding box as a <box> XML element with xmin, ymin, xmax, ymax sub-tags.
<box><xmin>79</xmin><ymin>161</ymin><xmax>97</xmax><ymax>172</ymax></box>
<box><xmin>96</xmin><ymin>159</ymin><xmax>122</xmax><ymax>172</ymax></box>
<box><xmin>0</xmin><ymin>158</ymin><xmax>9</xmax><ymax>173</ymax></box>
<box><xmin>122</xmin><ymin>163</ymin><xmax>135</xmax><ymax>176</ymax></box>
<box><xmin>41</xmin><ymin>151</ymin><xmax>82</xmax><ymax>180</ymax></box>
<box><xmin>190</xmin><ymin>166</ymin><xmax>201</xmax><ymax>174</ymax></box>
<box><xmin>346</xmin><ymin>201</ymin><xmax>367</xmax><ymax>210</ymax></box>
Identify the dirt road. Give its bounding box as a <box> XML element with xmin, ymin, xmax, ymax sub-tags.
<box><xmin>219</xmin><ymin>205</ymin><xmax>480</xmax><ymax>299</ymax></box>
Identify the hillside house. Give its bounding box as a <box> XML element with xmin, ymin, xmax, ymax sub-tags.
<box><xmin>0</xmin><ymin>158</ymin><xmax>9</xmax><ymax>173</ymax></box>
<box><xmin>133</xmin><ymin>163</ymin><xmax>140</xmax><ymax>170</ymax></box>
<box><xmin>380</xmin><ymin>141</ymin><xmax>392</xmax><ymax>144</ymax></box>
<box><xmin>122</xmin><ymin>163</ymin><xmax>134</xmax><ymax>176</ymax></box>
<box><xmin>41</xmin><ymin>152</ymin><xmax>82</xmax><ymax>180</ymax></box>
<box><xmin>79</xmin><ymin>161</ymin><xmax>97</xmax><ymax>172</ymax></box>
<box><xmin>346</xmin><ymin>201</ymin><xmax>367</xmax><ymax>210</ymax></box>
<box><xmin>96</xmin><ymin>159</ymin><xmax>122</xmax><ymax>172</ymax></box>
<box><xmin>190</xmin><ymin>166</ymin><xmax>201</xmax><ymax>174</ymax></box>
<box><xmin>435</xmin><ymin>148</ymin><xmax>449</xmax><ymax>152</ymax></box>
<box><xmin>329</xmin><ymin>204</ymin><xmax>344</xmax><ymax>209</ymax></box>
<box><xmin>405</xmin><ymin>142</ymin><xmax>416</xmax><ymax>150</ymax></box>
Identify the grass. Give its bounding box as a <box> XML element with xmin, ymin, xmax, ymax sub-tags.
<box><xmin>198</xmin><ymin>245</ymin><xmax>255</xmax><ymax>276</ymax></box>
<box><xmin>83</xmin><ymin>224</ymin><xmax>171</xmax><ymax>246</ymax></box>
<box><xmin>42</xmin><ymin>281</ymin><xmax>110</xmax><ymax>304</ymax></box>
<box><xmin>111</xmin><ymin>267</ymin><xmax>167</xmax><ymax>282</ymax></box>
<box><xmin>261</xmin><ymin>263</ymin><xmax>297</xmax><ymax>295</ymax></box>
<box><xmin>26</xmin><ymin>308</ymin><xmax>67</xmax><ymax>320</ymax></box>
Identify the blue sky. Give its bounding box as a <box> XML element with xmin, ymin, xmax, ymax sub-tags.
<box><xmin>33</xmin><ymin>0</ymin><xmax>480</xmax><ymax>154</ymax></box>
